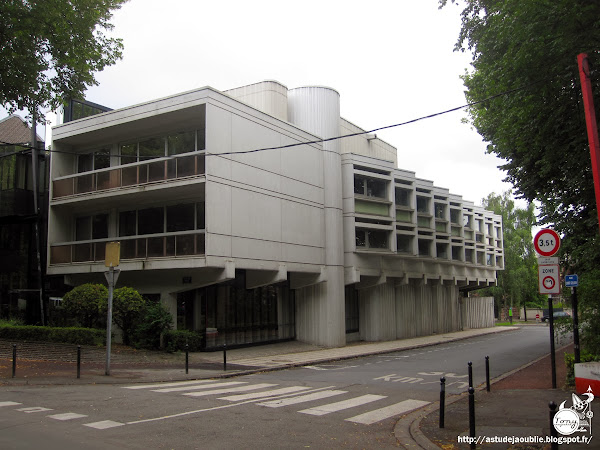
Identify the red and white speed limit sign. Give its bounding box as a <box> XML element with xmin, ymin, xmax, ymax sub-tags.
<box><xmin>534</xmin><ymin>229</ymin><xmax>561</xmax><ymax>257</ymax></box>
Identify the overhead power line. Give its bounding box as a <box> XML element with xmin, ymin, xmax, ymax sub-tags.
<box><xmin>0</xmin><ymin>79</ymin><xmax>545</xmax><ymax>161</ymax></box>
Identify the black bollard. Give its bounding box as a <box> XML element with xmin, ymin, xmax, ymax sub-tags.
<box><xmin>485</xmin><ymin>356</ymin><xmax>490</xmax><ymax>392</ymax></box>
<box><xmin>468</xmin><ymin>387</ymin><xmax>476</xmax><ymax>449</ymax></box>
<box><xmin>185</xmin><ymin>344</ymin><xmax>189</xmax><ymax>374</ymax></box>
<box><xmin>12</xmin><ymin>344</ymin><xmax>16</xmax><ymax>378</ymax></box>
<box><xmin>223</xmin><ymin>343</ymin><xmax>227</xmax><ymax>371</ymax></box>
<box><xmin>468</xmin><ymin>361</ymin><xmax>473</xmax><ymax>388</ymax></box>
<box><xmin>439</xmin><ymin>377</ymin><xmax>446</xmax><ymax>428</ymax></box>
<box><xmin>549</xmin><ymin>402</ymin><xmax>558</xmax><ymax>450</ymax></box>
<box><xmin>77</xmin><ymin>345</ymin><xmax>81</xmax><ymax>379</ymax></box>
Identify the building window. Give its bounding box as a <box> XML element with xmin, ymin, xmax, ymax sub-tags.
<box><xmin>78</xmin><ymin>149</ymin><xmax>110</xmax><ymax>173</ymax></box>
<box><xmin>397</xmin><ymin>234</ymin><xmax>412</xmax><ymax>253</ymax></box>
<box><xmin>395</xmin><ymin>188</ymin><xmax>411</xmax><ymax>207</ymax></box>
<box><xmin>450</xmin><ymin>209</ymin><xmax>461</xmax><ymax>225</ymax></box>
<box><xmin>465</xmin><ymin>248</ymin><xmax>474</xmax><ymax>263</ymax></box>
<box><xmin>463</xmin><ymin>214</ymin><xmax>472</xmax><ymax>228</ymax></box>
<box><xmin>416</xmin><ymin>196</ymin><xmax>429</xmax><ymax>213</ymax></box>
<box><xmin>119</xmin><ymin>130</ymin><xmax>203</xmax><ymax>165</ymax></box>
<box><xmin>355</xmin><ymin>229</ymin><xmax>388</xmax><ymax>250</ymax></box>
<box><xmin>434</xmin><ymin>203</ymin><xmax>446</xmax><ymax>220</ymax></box>
<box><xmin>119</xmin><ymin>202</ymin><xmax>205</xmax><ymax>237</ymax></box>
<box><xmin>436</xmin><ymin>242</ymin><xmax>448</xmax><ymax>259</ymax></box>
<box><xmin>75</xmin><ymin>214</ymin><xmax>108</xmax><ymax>241</ymax></box>
<box><xmin>451</xmin><ymin>246</ymin><xmax>462</xmax><ymax>261</ymax></box>
<box><xmin>354</xmin><ymin>175</ymin><xmax>387</xmax><ymax>199</ymax></box>
<box><xmin>418</xmin><ymin>239</ymin><xmax>431</xmax><ymax>257</ymax></box>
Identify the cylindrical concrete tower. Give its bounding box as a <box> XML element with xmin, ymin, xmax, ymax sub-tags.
<box><xmin>288</xmin><ymin>87</ymin><xmax>345</xmax><ymax>347</ymax></box>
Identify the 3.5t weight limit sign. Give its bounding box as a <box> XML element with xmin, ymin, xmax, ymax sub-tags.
<box><xmin>534</xmin><ymin>229</ymin><xmax>561</xmax><ymax>257</ymax></box>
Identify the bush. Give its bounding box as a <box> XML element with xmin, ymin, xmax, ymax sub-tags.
<box><xmin>62</xmin><ymin>283</ymin><xmax>108</xmax><ymax>328</ymax></box>
<box><xmin>565</xmin><ymin>351</ymin><xmax>599</xmax><ymax>386</ymax></box>
<box><xmin>131</xmin><ymin>301</ymin><xmax>173</xmax><ymax>350</ymax></box>
<box><xmin>163</xmin><ymin>330</ymin><xmax>204</xmax><ymax>353</ymax></box>
<box><xmin>0</xmin><ymin>324</ymin><xmax>105</xmax><ymax>345</ymax></box>
<box><xmin>111</xmin><ymin>287</ymin><xmax>146</xmax><ymax>346</ymax></box>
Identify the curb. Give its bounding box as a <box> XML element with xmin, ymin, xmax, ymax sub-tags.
<box><xmin>394</xmin><ymin>341</ymin><xmax>574</xmax><ymax>449</ymax></box>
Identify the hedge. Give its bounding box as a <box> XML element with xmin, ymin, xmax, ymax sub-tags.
<box><xmin>163</xmin><ymin>330</ymin><xmax>204</xmax><ymax>352</ymax></box>
<box><xmin>0</xmin><ymin>325</ymin><xmax>105</xmax><ymax>346</ymax></box>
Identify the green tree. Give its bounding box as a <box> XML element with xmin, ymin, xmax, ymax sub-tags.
<box><xmin>132</xmin><ymin>300</ymin><xmax>173</xmax><ymax>350</ymax></box>
<box><xmin>438</xmin><ymin>0</ymin><xmax>600</xmax><ymax>269</ymax></box>
<box><xmin>1</xmin><ymin>0</ymin><xmax>127</xmax><ymax>117</ymax></box>
<box><xmin>480</xmin><ymin>191</ymin><xmax>543</xmax><ymax>312</ymax></box>
<box><xmin>440</xmin><ymin>0</ymin><xmax>600</xmax><ymax>354</ymax></box>
<box><xmin>62</xmin><ymin>283</ymin><xmax>107</xmax><ymax>328</ymax></box>
<box><xmin>111</xmin><ymin>286</ymin><xmax>145</xmax><ymax>346</ymax></box>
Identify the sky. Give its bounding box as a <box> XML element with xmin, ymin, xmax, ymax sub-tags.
<box><xmin>39</xmin><ymin>0</ymin><xmax>514</xmax><ymax>206</ymax></box>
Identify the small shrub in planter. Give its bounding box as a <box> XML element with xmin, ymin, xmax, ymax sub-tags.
<box><xmin>163</xmin><ymin>330</ymin><xmax>204</xmax><ymax>352</ymax></box>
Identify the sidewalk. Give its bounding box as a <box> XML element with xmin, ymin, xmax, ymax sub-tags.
<box><xmin>0</xmin><ymin>326</ymin><xmax>516</xmax><ymax>385</ymax></box>
<box><xmin>396</xmin><ymin>342</ymin><xmax>597</xmax><ymax>449</ymax></box>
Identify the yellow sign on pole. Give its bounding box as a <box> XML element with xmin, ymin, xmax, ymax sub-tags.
<box><xmin>105</xmin><ymin>242</ymin><xmax>120</xmax><ymax>267</ymax></box>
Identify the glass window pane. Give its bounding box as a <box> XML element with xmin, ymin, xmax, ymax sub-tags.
<box><xmin>355</xmin><ymin>229</ymin><xmax>366</xmax><ymax>247</ymax></box>
<box><xmin>119</xmin><ymin>210</ymin><xmax>137</xmax><ymax>236</ymax></box>
<box><xmin>120</xmin><ymin>143</ymin><xmax>137</xmax><ymax>165</ymax></box>
<box><xmin>94</xmin><ymin>149</ymin><xmax>110</xmax><ymax>170</ymax></box>
<box><xmin>167</xmin><ymin>204</ymin><xmax>195</xmax><ymax>232</ymax></box>
<box><xmin>92</xmin><ymin>214</ymin><xmax>108</xmax><ymax>239</ymax></box>
<box><xmin>368</xmin><ymin>230</ymin><xmax>388</xmax><ymax>249</ymax></box>
<box><xmin>167</xmin><ymin>131</ymin><xmax>195</xmax><ymax>155</ymax></box>
<box><xmin>139</xmin><ymin>137</ymin><xmax>164</xmax><ymax>161</ymax></box>
<box><xmin>75</xmin><ymin>216</ymin><xmax>91</xmax><ymax>241</ymax></box>
<box><xmin>417</xmin><ymin>196</ymin><xmax>429</xmax><ymax>213</ymax></box>
<box><xmin>366</xmin><ymin>178</ymin><xmax>386</xmax><ymax>198</ymax></box>
<box><xmin>197</xmin><ymin>202</ymin><xmax>206</xmax><ymax>229</ymax></box>
<box><xmin>354</xmin><ymin>176</ymin><xmax>364</xmax><ymax>195</ymax></box>
<box><xmin>138</xmin><ymin>207</ymin><xmax>164</xmax><ymax>235</ymax></box>
<box><xmin>78</xmin><ymin>154</ymin><xmax>93</xmax><ymax>173</ymax></box>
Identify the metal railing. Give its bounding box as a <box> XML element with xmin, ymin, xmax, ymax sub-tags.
<box><xmin>52</xmin><ymin>153</ymin><xmax>206</xmax><ymax>199</ymax></box>
<box><xmin>50</xmin><ymin>232</ymin><xmax>205</xmax><ymax>265</ymax></box>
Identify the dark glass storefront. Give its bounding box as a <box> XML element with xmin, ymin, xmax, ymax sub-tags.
<box><xmin>177</xmin><ymin>270</ymin><xmax>295</xmax><ymax>350</ymax></box>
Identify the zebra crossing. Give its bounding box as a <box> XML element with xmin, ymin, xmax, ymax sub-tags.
<box><xmin>0</xmin><ymin>379</ymin><xmax>430</xmax><ymax>433</ymax></box>
<box><xmin>122</xmin><ymin>378</ymin><xmax>430</xmax><ymax>425</ymax></box>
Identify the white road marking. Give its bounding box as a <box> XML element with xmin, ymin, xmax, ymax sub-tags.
<box><xmin>16</xmin><ymin>407</ymin><xmax>53</xmax><ymax>413</ymax></box>
<box><xmin>123</xmin><ymin>380</ymin><xmax>216</xmax><ymax>390</ymax></box>
<box><xmin>184</xmin><ymin>383</ymin><xmax>277</xmax><ymax>397</ymax></box>
<box><xmin>84</xmin><ymin>420</ymin><xmax>125</xmax><ymax>430</ymax></box>
<box><xmin>219</xmin><ymin>386</ymin><xmax>310</xmax><ymax>402</ymax></box>
<box><xmin>47</xmin><ymin>412</ymin><xmax>88</xmax><ymax>421</ymax></box>
<box><xmin>299</xmin><ymin>394</ymin><xmax>387</xmax><ymax>416</ymax></box>
<box><xmin>258</xmin><ymin>390</ymin><xmax>347</xmax><ymax>408</ymax></box>
<box><xmin>0</xmin><ymin>402</ymin><xmax>22</xmax><ymax>407</ymax></box>
<box><xmin>345</xmin><ymin>399</ymin><xmax>430</xmax><ymax>425</ymax></box>
<box><xmin>152</xmin><ymin>381</ymin><xmax>246</xmax><ymax>393</ymax></box>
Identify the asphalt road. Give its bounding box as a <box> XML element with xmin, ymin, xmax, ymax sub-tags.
<box><xmin>0</xmin><ymin>325</ymin><xmax>571</xmax><ymax>449</ymax></box>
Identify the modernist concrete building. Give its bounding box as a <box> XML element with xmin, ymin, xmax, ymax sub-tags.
<box><xmin>47</xmin><ymin>81</ymin><xmax>503</xmax><ymax>349</ymax></box>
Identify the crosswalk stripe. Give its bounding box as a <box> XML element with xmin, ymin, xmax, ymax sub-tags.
<box><xmin>16</xmin><ymin>407</ymin><xmax>53</xmax><ymax>413</ymax></box>
<box><xmin>152</xmin><ymin>381</ymin><xmax>247</xmax><ymax>393</ymax></box>
<box><xmin>298</xmin><ymin>394</ymin><xmax>387</xmax><ymax>416</ymax></box>
<box><xmin>47</xmin><ymin>412</ymin><xmax>88</xmax><ymax>421</ymax></box>
<box><xmin>219</xmin><ymin>386</ymin><xmax>311</xmax><ymax>402</ymax></box>
<box><xmin>345</xmin><ymin>399</ymin><xmax>430</xmax><ymax>425</ymax></box>
<box><xmin>184</xmin><ymin>383</ymin><xmax>277</xmax><ymax>397</ymax></box>
<box><xmin>0</xmin><ymin>402</ymin><xmax>22</xmax><ymax>407</ymax></box>
<box><xmin>84</xmin><ymin>420</ymin><xmax>125</xmax><ymax>430</ymax></box>
<box><xmin>123</xmin><ymin>380</ymin><xmax>216</xmax><ymax>390</ymax></box>
<box><xmin>257</xmin><ymin>390</ymin><xmax>347</xmax><ymax>408</ymax></box>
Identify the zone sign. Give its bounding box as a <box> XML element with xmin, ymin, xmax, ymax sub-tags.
<box><xmin>539</xmin><ymin>264</ymin><xmax>560</xmax><ymax>294</ymax></box>
<box><xmin>534</xmin><ymin>229</ymin><xmax>561</xmax><ymax>257</ymax></box>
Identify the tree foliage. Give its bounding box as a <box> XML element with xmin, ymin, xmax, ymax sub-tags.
<box><xmin>111</xmin><ymin>286</ymin><xmax>145</xmax><ymax>346</ymax></box>
<box><xmin>0</xmin><ymin>0</ymin><xmax>127</xmax><ymax>118</ymax></box>
<box><xmin>61</xmin><ymin>283</ymin><xmax>107</xmax><ymax>328</ymax></box>
<box><xmin>481</xmin><ymin>191</ymin><xmax>543</xmax><ymax>308</ymax></box>
<box><xmin>439</xmin><ymin>0</ymin><xmax>600</xmax><ymax>271</ymax></box>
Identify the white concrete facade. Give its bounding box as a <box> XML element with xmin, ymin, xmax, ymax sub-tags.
<box><xmin>47</xmin><ymin>80</ymin><xmax>502</xmax><ymax>348</ymax></box>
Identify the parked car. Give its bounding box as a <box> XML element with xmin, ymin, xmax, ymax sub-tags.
<box><xmin>541</xmin><ymin>311</ymin><xmax>570</xmax><ymax>322</ymax></box>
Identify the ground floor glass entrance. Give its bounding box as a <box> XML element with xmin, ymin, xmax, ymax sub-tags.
<box><xmin>176</xmin><ymin>270</ymin><xmax>295</xmax><ymax>350</ymax></box>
